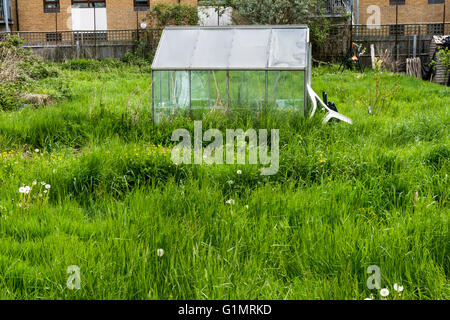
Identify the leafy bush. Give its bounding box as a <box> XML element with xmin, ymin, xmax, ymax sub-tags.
<box><xmin>437</xmin><ymin>47</ymin><xmax>450</xmax><ymax>72</ymax></box>
<box><xmin>0</xmin><ymin>82</ymin><xmax>23</xmax><ymax>111</ymax></box>
<box><xmin>146</xmin><ymin>3</ymin><xmax>199</xmax><ymax>28</ymax></box>
<box><xmin>61</xmin><ymin>58</ymin><xmax>101</xmax><ymax>71</ymax></box>
<box><xmin>0</xmin><ymin>35</ymin><xmax>60</xmax><ymax>110</ymax></box>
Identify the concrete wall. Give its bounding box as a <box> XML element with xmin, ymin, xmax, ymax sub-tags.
<box><xmin>24</xmin><ymin>42</ymin><xmax>137</xmax><ymax>62</ymax></box>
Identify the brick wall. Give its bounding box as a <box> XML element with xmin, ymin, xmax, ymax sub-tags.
<box><xmin>14</xmin><ymin>0</ymin><xmax>199</xmax><ymax>32</ymax></box>
<box><xmin>16</xmin><ymin>0</ymin><xmax>72</xmax><ymax>32</ymax></box>
<box><xmin>359</xmin><ymin>0</ymin><xmax>449</xmax><ymax>25</ymax></box>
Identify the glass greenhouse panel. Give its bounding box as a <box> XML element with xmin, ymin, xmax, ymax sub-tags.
<box><xmin>152</xmin><ymin>29</ymin><xmax>198</xmax><ymax>69</ymax></box>
<box><xmin>153</xmin><ymin>71</ymin><xmax>190</xmax><ymax>123</ymax></box>
<box><xmin>269</xmin><ymin>29</ymin><xmax>307</xmax><ymax>69</ymax></box>
<box><xmin>190</xmin><ymin>30</ymin><xmax>234</xmax><ymax>69</ymax></box>
<box><xmin>229</xmin><ymin>71</ymin><xmax>266</xmax><ymax>109</ymax></box>
<box><xmin>190</xmin><ymin>71</ymin><xmax>228</xmax><ymax>114</ymax></box>
<box><xmin>228</xmin><ymin>29</ymin><xmax>271</xmax><ymax>69</ymax></box>
<box><xmin>268</xmin><ymin>71</ymin><xmax>304</xmax><ymax>111</ymax></box>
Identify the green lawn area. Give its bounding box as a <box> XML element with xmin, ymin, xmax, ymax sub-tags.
<box><xmin>0</xmin><ymin>63</ymin><xmax>448</xmax><ymax>299</ymax></box>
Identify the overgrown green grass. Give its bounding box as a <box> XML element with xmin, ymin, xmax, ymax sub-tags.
<box><xmin>0</xmin><ymin>63</ymin><xmax>448</xmax><ymax>299</ymax></box>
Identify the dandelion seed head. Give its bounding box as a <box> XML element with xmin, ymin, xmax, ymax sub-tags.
<box><xmin>380</xmin><ymin>288</ymin><xmax>389</xmax><ymax>297</ymax></box>
<box><xmin>394</xmin><ymin>283</ymin><xmax>404</xmax><ymax>292</ymax></box>
<box><xmin>157</xmin><ymin>249</ymin><xmax>164</xmax><ymax>257</ymax></box>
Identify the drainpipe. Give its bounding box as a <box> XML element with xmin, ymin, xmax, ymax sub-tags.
<box><xmin>2</xmin><ymin>0</ymin><xmax>10</xmax><ymax>32</ymax></box>
<box><xmin>356</xmin><ymin>0</ymin><xmax>359</xmax><ymax>25</ymax></box>
<box><xmin>14</xmin><ymin>0</ymin><xmax>18</xmax><ymax>31</ymax></box>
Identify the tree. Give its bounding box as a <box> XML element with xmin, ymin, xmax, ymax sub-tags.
<box><xmin>146</xmin><ymin>3</ymin><xmax>199</xmax><ymax>28</ymax></box>
<box><xmin>229</xmin><ymin>0</ymin><xmax>331</xmax><ymax>46</ymax></box>
<box><xmin>230</xmin><ymin>0</ymin><xmax>315</xmax><ymax>25</ymax></box>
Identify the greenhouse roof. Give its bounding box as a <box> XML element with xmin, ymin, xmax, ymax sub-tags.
<box><xmin>152</xmin><ymin>26</ymin><xmax>310</xmax><ymax>71</ymax></box>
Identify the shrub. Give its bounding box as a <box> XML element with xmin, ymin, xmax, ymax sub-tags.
<box><xmin>0</xmin><ymin>82</ymin><xmax>23</xmax><ymax>111</ymax></box>
<box><xmin>61</xmin><ymin>58</ymin><xmax>101</xmax><ymax>71</ymax></box>
<box><xmin>146</xmin><ymin>3</ymin><xmax>199</xmax><ymax>28</ymax></box>
<box><xmin>436</xmin><ymin>47</ymin><xmax>450</xmax><ymax>73</ymax></box>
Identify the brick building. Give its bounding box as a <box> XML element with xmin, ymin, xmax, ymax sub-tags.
<box><xmin>1</xmin><ymin>0</ymin><xmax>197</xmax><ymax>32</ymax></box>
<box><xmin>356</xmin><ymin>0</ymin><xmax>449</xmax><ymax>25</ymax></box>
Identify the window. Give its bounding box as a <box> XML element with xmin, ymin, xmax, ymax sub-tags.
<box><xmin>72</xmin><ymin>0</ymin><xmax>106</xmax><ymax>8</ymax></box>
<box><xmin>44</xmin><ymin>0</ymin><xmax>60</xmax><ymax>13</ymax></box>
<box><xmin>389</xmin><ymin>24</ymin><xmax>404</xmax><ymax>35</ymax></box>
<box><xmin>428</xmin><ymin>0</ymin><xmax>444</xmax><ymax>4</ymax></box>
<box><xmin>134</xmin><ymin>0</ymin><xmax>149</xmax><ymax>11</ymax></box>
<box><xmin>389</xmin><ymin>0</ymin><xmax>405</xmax><ymax>5</ymax></box>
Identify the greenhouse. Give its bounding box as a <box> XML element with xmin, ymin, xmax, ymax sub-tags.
<box><xmin>151</xmin><ymin>25</ymin><xmax>312</xmax><ymax>123</ymax></box>
<box><xmin>152</xmin><ymin>25</ymin><xmax>351</xmax><ymax>123</ymax></box>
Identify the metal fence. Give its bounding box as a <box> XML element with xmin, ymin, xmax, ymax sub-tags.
<box><xmin>315</xmin><ymin>23</ymin><xmax>450</xmax><ymax>68</ymax></box>
<box><xmin>0</xmin><ymin>28</ymin><xmax>163</xmax><ymax>47</ymax></box>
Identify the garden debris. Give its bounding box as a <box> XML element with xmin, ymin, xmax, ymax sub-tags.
<box><xmin>22</xmin><ymin>93</ymin><xmax>52</xmax><ymax>107</ymax></box>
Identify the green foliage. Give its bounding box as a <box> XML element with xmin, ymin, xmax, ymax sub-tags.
<box><xmin>0</xmin><ymin>65</ymin><xmax>448</xmax><ymax>299</ymax></box>
<box><xmin>230</xmin><ymin>0</ymin><xmax>330</xmax><ymax>46</ymax></box>
<box><xmin>0</xmin><ymin>35</ymin><xmax>60</xmax><ymax>110</ymax></box>
<box><xmin>146</xmin><ymin>3</ymin><xmax>199</xmax><ymax>28</ymax></box>
<box><xmin>0</xmin><ymin>82</ymin><xmax>23</xmax><ymax>111</ymax></box>
<box><xmin>436</xmin><ymin>47</ymin><xmax>450</xmax><ymax>72</ymax></box>
<box><xmin>61</xmin><ymin>58</ymin><xmax>101</xmax><ymax>71</ymax></box>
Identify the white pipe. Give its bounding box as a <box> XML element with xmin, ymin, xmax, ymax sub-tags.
<box><xmin>2</xmin><ymin>0</ymin><xmax>10</xmax><ymax>32</ymax></box>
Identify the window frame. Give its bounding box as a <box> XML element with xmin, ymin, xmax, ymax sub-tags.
<box><xmin>71</xmin><ymin>0</ymin><xmax>106</xmax><ymax>8</ymax></box>
<box><xmin>428</xmin><ymin>0</ymin><xmax>444</xmax><ymax>4</ymax></box>
<box><xmin>134</xmin><ymin>0</ymin><xmax>149</xmax><ymax>11</ymax></box>
<box><xmin>44</xmin><ymin>0</ymin><xmax>60</xmax><ymax>13</ymax></box>
<box><xmin>389</xmin><ymin>0</ymin><xmax>405</xmax><ymax>5</ymax></box>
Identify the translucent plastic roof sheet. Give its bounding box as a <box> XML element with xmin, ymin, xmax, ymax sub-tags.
<box><xmin>152</xmin><ymin>26</ymin><xmax>309</xmax><ymax>71</ymax></box>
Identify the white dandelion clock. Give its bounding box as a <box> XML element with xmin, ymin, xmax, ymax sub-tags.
<box><xmin>236</xmin><ymin>170</ymin><xmax>242</xmax><ymax>175</ymax></box>
<box><xmin>35</xmin><ymin>149</ymin><xmax>40</xmax><ymax>153</ymax></box>
<box><xmin>394</xmin><ymin>283</ymin><xmax>404</xmax><ymax>293</ymax></box>
<box><xmin>244</xmin><ymin>205</ymin><xmax>249</xmax><ymax>209</ymax></box>
<box><xmin>45</xmin><ymin>184</ymin><xmax>51</xmax><ymax>189</ymax></box>
<box><xmin>32</xmin><ymin>180</ymin><xmax>37</xmax><ymax>186</ymax></box>
<box><xmin>226</xmin><ymin>199</ymin><xmax>235</xmax><ymax>205</ymax></box>
<box><xmin>20</xmin><ymin>186</ymin><xmax>31</xmax><ymax>194</ymax></box>
<box><xmin>157</xmin><ymin>249</ymin><xmax>165</xmax><ymax>257</ymax></box>
<box><xmin>380</xmin><ymin>288</ymin><xmax>389</xmax><ymax>297</ymax></box>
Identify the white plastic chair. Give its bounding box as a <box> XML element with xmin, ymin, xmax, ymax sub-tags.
<box><xmin>306</xmin><ymin>84</ymin><xmax>353</xmax><ymax>125</ymax></box>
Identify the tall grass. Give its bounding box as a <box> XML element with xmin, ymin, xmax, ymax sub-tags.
<box><xmin>0</xmin><ymin>63</ymin><xmax>448</xmax><ymax>299</ymax></box>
